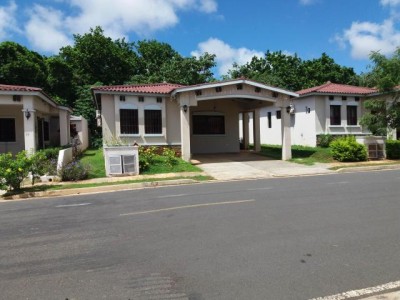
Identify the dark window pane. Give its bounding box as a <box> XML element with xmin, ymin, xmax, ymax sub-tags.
<box><xmin>193</xmin><ymin>115</ymin><xmax>225</xmax><ymax>135</ymax></box>
<box><xmin>276</xmin><ymin>110</ymin><xmax>281</xmax><ymax>120</ymax></box>
<box><xmin>330</xmin><ymin>105</ymin><xmax>341</xmax><ymax>125</ymax></box>
<box><xmin>347</xmin><ymin>106</ymin><xmax>357</xmax><ymax>125</ymax></box>
<box><xmin>0</xmin><ymin>118</ymin><xmax>16</xmax><ymax>142</ymax></box>
<box><xmin>120</xmin><ymin>109</ymin><xmax>138</xmax><ymax>134</ymax></box>
<box><xmin>268</xmin><ymin>112</ymin><xmax>272</xmax><ymax>128</ymax></box>
<box><xmin>44</xmin><ymin>121</ymin><xmax>49</xmax><ymax>141</ymax></box>
<box><xmin>145</xmin><ymin>110</ymin><xmax>162</xmax><ymax>134</ymax></box>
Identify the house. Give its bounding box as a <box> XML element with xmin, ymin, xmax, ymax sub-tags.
<box><xmin>70</xmin><ymin>115</ymin><xmax>89</xmax><ymax>151</ymax></box>
<box><xmin>246</xmin><ymin>82</ymin><xmax>385</xmax><ymax>147</ymax></box>
<box><xmin>92</xmin><ymin>79</ymin><xmax>298</xmax><ymax>161</ymax></box>
<box><xmin>0</xmin><ymin>84</ymin><xmax>72</xmax><ymax>155</ymax></box>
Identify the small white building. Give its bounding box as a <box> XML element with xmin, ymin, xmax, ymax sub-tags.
<box><xmin>253</xmin><ymin>82</ymin><xmax>382</xmax><ymax>147</ymax></box>
<box><xmin>0</xmin><ymin>84</ymin><xmax>72</xmax><ymax>155</ymax></box>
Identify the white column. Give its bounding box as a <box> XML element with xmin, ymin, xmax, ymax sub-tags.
<box><xmin>59</xmin><ymin>110</ymin><xmax>70</xmax><ymax>146</ymax></box>
<box><xmin>243</xmin><ymin>112</ymin><xmax>249</xmax><ymax>150</ymax></box>
<box><xmin>254</xmin><ymin>109</ymin><xmax>261</xmax><ymax>152</ymax></box>
<box><xmin>281</xmin><ymin>101</ymin><xmax>292</xmax><ymax>160</ymax></box>
<box><xmin>180</xmin><ymin>105</ymin><xmax>191</xmax><ymax>161</ymax></box>
<box><xmin>22</xmin><ymin>109</ymin><xmax>36</xmax><ymax>154</ymax></box>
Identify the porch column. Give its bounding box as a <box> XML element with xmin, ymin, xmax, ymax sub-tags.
<box><xmin>180</xmin><ymin>105</ymin><xmax>191</xmax><ymax>161</ymax></box>
<box><xmin>254</xmin><ymin>109</ymin><xmax>261</xmax><ymax>152</ymax></box>
<box><xmin>243</xmin><ymin>112</ymin><xmax>249</xmax><ymax>150</ymax></box>
<box><xmin>59</xmin><ymin>110</ymin><xmax>70</xmax><ymax>146</ymax></box>
<box><xmin>281</xmin><ymin>100</ymin><xmax>292</xmax><ymax>160</ymax></box>
<box><xmin>22</xmin><ymin>108</ymin><xmax>36</xmax><ymax>154</ymax></box>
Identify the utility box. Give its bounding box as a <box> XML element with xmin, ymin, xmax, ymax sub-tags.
<box><xmin>103</xmin><ymin>146</ymin><xmax>139</xmax><ymax>176</ymax></box>
<box><xmin>356</xmin><ymin>136</ymin><xmax>386</xmax><ymax>160</ymax></box>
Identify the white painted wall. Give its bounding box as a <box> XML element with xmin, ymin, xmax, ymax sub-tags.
<box><xmin>291</xmin><ymin>97</ymin><xmax>317</xmax><ymax>146</ymax></box>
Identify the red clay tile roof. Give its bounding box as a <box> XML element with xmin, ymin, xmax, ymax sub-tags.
<box><xmin>92</xmin><ymin>83</ymin><xmax>184</xmax><ymax>94</ymax></box>
<box><xmin>0</xmin><ymin>84</ymin><xmax>42</xmax><ymax>92</ymax></box>
<box><xmin>297</xmin><ymin>82</ymin><xmax>377</xmax><ymax>96</ymax></box>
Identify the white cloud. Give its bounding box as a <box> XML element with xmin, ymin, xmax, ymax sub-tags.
<box><xmin>381</xmin><ymin>0</ymin><xmax>400</xmax><ymax>7</ymax></box>
<box><xmin>25</xmin><ymin>5</ymin><xmax>72</xmax><ymax>53</ymax></box>
<box><xmin>335</xmin><ymin>18</ymin><xmax>400</xmax><ymax>59</ymax></box>
<box><xmin>299</xmin><ymin>0</ymin><xmax>317</xmax><ymax>5</ymax></box>
<box><xmin>191</xmin><ymin>38</ymin><xmax>263</xmax><ymax>75</ymax></box>
<box><xmin>0</xmin><ymin>1</ymin><xmax>18</xmax><ymax>40</ymax></box>
<box><xmin>23</xmin><ymin>0</ymin><xmax>218</xmax><ymax>53</ymax></box>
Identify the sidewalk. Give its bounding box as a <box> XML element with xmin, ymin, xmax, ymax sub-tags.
<box><xmin>361</xmin><ymin>290</ymin><xmax>400</xmax><ymax>299</ymax></box>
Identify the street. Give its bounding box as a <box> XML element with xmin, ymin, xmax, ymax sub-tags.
<box><xmin>0</xmin><ymin>170</ymin><xmax>399</xmax><ymax>299</ymax></box>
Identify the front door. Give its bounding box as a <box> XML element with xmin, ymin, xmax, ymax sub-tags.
<box><xmin>37</xmin><ymin>117</ymin><xmax>44</xmax><ymax>150</ymax></box>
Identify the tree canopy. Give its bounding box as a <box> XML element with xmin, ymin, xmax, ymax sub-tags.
<box><xmin>226</xmin><ymin>51</ymin><xmax>359</xmax><ymax>91</ymax></box>
<box><xmin>360</xmin><ymin>49</ymin><xmax>400</xmax><ymax>136</ymax></box>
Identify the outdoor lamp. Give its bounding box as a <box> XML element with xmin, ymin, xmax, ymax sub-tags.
<box><xmin>24</xmin><ymin>109</ymin><xmax>31</xmax><ymax>120</ymax></box>
<box><xmin>183</xmin><ymin>105</ymin><xmax>188</xmax><ymax>113</ymax></box>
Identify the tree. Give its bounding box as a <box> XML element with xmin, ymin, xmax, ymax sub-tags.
<box><xmin>59</xmin><ymin>26</ymin><xmax>137</xmax><ymax>87</ymax></box>
<box><xmin>360</xmin><ymin>49</ymin><xmax>400</xmax><ymax>136</ymax></box>
<box><xmin>227</xmin><ymin>51</ymin><xmax>359</xmax><ymax>91</ymax></box>
<box><xmin>0</xmin><ymin>41</ymin><xmax>48</xmax><ymax>88</ymax></box>
<box><xmin>130</xmin><ymin>40</ymin><xmax>216</xmax><ymax>85</ymax></box>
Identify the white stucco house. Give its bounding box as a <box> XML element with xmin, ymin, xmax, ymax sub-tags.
<box><xmin>245</xmin><ymin>82</ymin><xmax>397</xmax><ymax>147</ymax></box>
<box><xmin>92</xmin><ymin>79</ymin><xmax>299</xmax><ymax>161</ymax></box>
<box><xmin>0</xmin><ymin>84</ymin><xmax>72</xmax><ymax>155</ymax></box>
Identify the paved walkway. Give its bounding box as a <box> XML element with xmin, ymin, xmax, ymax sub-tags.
<box><xmin>191</xmin><ymin>152</ymin><xmax>334</xmax><ymax>180</ymax></box>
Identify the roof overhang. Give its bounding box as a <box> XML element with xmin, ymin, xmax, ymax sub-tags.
<box><xmin>171</xmin><ymin>79</ymin><xmax>299</xmax><ymax>98</ymax></box>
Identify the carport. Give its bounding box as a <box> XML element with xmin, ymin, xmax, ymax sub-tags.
<box><xmin>172</xmin><ymin>79</ymin><xmax>298</xmax><ymax>161</ymax></box>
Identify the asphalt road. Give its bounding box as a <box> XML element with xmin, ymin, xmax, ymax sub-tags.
<box><xmin>0</xmin><ymin>170</ymin><xmax>399</xmax><ymax>300</ymax></box>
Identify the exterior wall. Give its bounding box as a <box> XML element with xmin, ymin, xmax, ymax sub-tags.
<box><xmin>190</xmin><ymin>99</ymin><xmax>241</xmax><ymax>154</ymax></box>
<box><xmin>0</xmin><ymin>104</ymin><xmax>25</xmax><ymax>154</ymax></box>
<box><xmin>314</xmin><ymin>96</ymin><xmax>325</xmax><ymax>134</ymax></box>
<box><xmin>71</xmin><ymin>116</ymin><xmax>89</xmax><ymax>151</ymax></box>
<box><xmin>101</xmin><ymin>94</ymin><xmax>179</xmax><ymax>146</ymax></box>
<box><xmin>292</xmin><ymin>97</ymin><xmax>317</xmax><ymax>146</ymax></box>
<box><xmin>259</xmin><ymin>107</ymin><xmax>282</xmax><ymax>145</ymax></box>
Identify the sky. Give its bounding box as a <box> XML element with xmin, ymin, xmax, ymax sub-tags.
<box><xmin>1</xmin><ymin>0</ymin><xmax>400</xmax><ymax>78</ymax></box>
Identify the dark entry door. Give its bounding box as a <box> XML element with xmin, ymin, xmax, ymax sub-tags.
<box><xmin>37</xmin><ymin>117</ymin><xmax>44</xmax><ymax>150</ymax></box>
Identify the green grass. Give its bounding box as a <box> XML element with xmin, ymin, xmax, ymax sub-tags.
<box><xmin>141</xmin><ymin>156</ymin><xmax>202</xmax><ymax>174</ymax></box>
<box><xmin>80</xmin><ymin>148</ymin><xmax>106</xmax><ymax>178</ymax></box>
<box><xmin>260</xmin><ymin>144</ymin><xmax>335</xmax><ymax>165</ymax></box>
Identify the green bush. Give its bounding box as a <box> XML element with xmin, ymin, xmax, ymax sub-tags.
<box><xmin>317</xmin><ymin>134</ymin><xmax>337</xmax><ymax>148</ymax></box>
<box><xmin>386</xmin><ymin>140</ymin><xmax>400</xmax><ymax>159</ymax></box>
<box><xmin>58</xmin><ymin>160</ymin><xmax>90</xmax><ymax>181</ymax></box>
<box><xmin>138</xmin><ymin>146</ymin><xmax>157</xmax><ymax>172</ymax></box>
<box><xmin>330</xmin><ymin>136</ymin><xmax>368</xmax><ymax>162</ymax></box>
<box><xmin>162</xmin><ymin>147</ymin><xmax>178</xmax><ymax>167</ymax></box>
<box><xmin>0</xmin><ymin>151</ymin><xmax>31</xmax><ymax>190</ymax></box>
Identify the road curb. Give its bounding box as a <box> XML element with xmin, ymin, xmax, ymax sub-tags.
<box><xmin>0</xmin><ymin>179</ymin><xmax>198</xmax><ymax>201</ymax></box>
<box><xmin>334</xmin><ymin>164</ymin><xmax>400</xmax><ymax>173</ymax></box>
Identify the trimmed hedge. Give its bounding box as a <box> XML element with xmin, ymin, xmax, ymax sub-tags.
<box><xmin>386</xmin><ymin>140</ymin><xmax>400</xmax><ymax>159</ymax></box>
<box><xmin>330</xmin><ymin>136</ymin><xmax>368</xmax><ymax>162</ymax></box>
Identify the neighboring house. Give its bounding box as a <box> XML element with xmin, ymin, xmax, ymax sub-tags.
<box><xmin>70</xmin><ymin>115</ymin><xmax>89</xmax><ymax>151</ymax></box>
<box><xmin>92</xmin><ymin>79</ymin><xmax>298</xmax><ymax>161</ymax></box>
<box><xmin>249</xmin><ymin>82</ymin><xmax>383</xmax><ymax>147</ymax></box>
<box><xmin>0</xmin><ymin>84</ymin><xmax>72</xmax><ymax>155</ymax></box>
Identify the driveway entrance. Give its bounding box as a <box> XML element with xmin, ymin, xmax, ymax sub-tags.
<box><xmin>192</xmin><ymin>152</ymin><xmax>333</xmax><ymax>180</ymax></box>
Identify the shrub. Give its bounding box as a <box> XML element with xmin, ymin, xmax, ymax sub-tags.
<box><xmin>58</xmin><ymin>160</ymin><xmax>90</xmax><ymax>181</ymax></box>
<box><xmin>29</xmin><ymin>150</ymin><xmax>59</xmax><ymax>184</ymax></box>
<box><xmin>317</xmin><ymin>134</ymin><xmax>337</xmax><ymax>148</ymax></box>
<box><xmin>330</xmin><ymin>136</ymin><xmax>368</xmax><ymax>162</ymax></box>
<box><xmin>139</xmin><ymin>146</ymin><xmax>157</xmax><ymax>172</ymax></box>
<box><xmin>162</xmin><ymin>147</ymin><xmax>178</xmax><ymax>167</ymax></box>
<box><xmin>0</xmin><ymin>151</ymin><xmax>31</xmax><ymax>191</ymax></box>
<box><xmin>386</xmin><ymin>140</ymin><xmax>400</xmax><ymax>159</ymax></box>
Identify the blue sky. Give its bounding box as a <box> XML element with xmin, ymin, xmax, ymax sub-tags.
<box><xmin>1</xmin><ymin>0</ymin><xmax>400</xmax><ymax>77</ymax></box>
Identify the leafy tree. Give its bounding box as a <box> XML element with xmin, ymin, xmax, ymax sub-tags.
<box><xmin>0</xmin><ymin>41</ymin><xmax>48</xmax><ymax>88</ymax></box>
<box><xmin>360</xmin><ymin>49</ymin><xmax>400</xmax><ymax>136</ymax></box>
<box><xmin>227</xmin><ymin>51</ymin><xmax>358</xmax><ymax>91</ymax></box>
<box><xmin>59</xmin><ymin>26</ymin><xmax>137</xmax><ymax>86</ymax></box>
<box><xmin>130</xmin><ymin>40</ymin><xmax>215</xmax><ymax>85</ymax></box>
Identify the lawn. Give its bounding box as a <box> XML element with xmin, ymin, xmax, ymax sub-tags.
<box><xmin>260</xmin><ymin>144</ymin><xmax>335</xmax><ymax>165</ymax></box>
<box><xmin>80</xmin><ymin>148</ymin><xmax>202</xmax><ymax>178</ymax></box>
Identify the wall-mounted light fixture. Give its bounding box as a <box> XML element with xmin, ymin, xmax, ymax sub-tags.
<box><xmin>286</xmin><ymin>104</ymin><xmax>295</xmax><ymax>114</ymax></box>
<box><xmin>183</xmin><ymin>105</ymin><xmax>188</xmax><ymax>113</ymax></box>
<box><xmin>24</xmin><ymin>109</ymin><xmax>31</xmax><ymax>120</ymax></box>
<box><xmin>306</xmin><ymin>106</ymin><xmax>311</xmax><ymax>114</ymax></box>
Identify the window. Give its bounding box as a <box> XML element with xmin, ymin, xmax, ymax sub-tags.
<box><xmin>157</xmin><ymin>97</ymin><xmax>162</xmax><ymax>103</ymax></box>
<box><xmin>145</xmin><ymin>110</ymin><xmax>162</xmax><ymax>134</ymax></box>
<box><xmin>119</xmin><ymin>95</ymin><xmax>125</xmax><ymax>102</ymax></box>
<box><xmin>13</xmin><ymin>95</ymin><xmax>21</xmax><ymax>102</ymax></box>
<box><xmin>193</xmin><ymin>115</ymin><xmax>225</xmax><ymax>135</ymax></box>
<box><xmin>267</xmin><ymin>112</ymin><xmax>272</xmax><ymax>128</ymax></box>
<box><xmin>215</xmin><ymin>86</ymin><xmax>222</xmax><ymax>92</ymax></box>
<box><xmin>0</xmin><ymin>118</ymin><xmax>16</xmax><ymax>142</ymax></box>
<box><xmin>255</xmin><ymin>87</ymin><xmax>261</xmax><ymax>93</ymax></box>
<box><xmin>330</xmin><ymin>105</ymin><xmax>341</xmax><ymax>125</ymax></box>
<box><xmin>276</xmin><ymin>110</ymin><xmax>281</xmax><ymax>119</ymax></box>
<box><xmin>272</xmin><ymin>92</ymin><xmax>278</xmax><ymax>98</ymax></box>
<box><xmin>342</xmin><ymin>96</ymin><xmax>347</xmax><ymax>100</ymax></box>
<box><xmin>138</xmin><ymin>96</ymin><xmax>144</xmax><ymax>102</ymax></box>
<box><xmin>329</xmin><ymin>95</ymin><xmax>334</xmax><ymax>101</ymax></box>
<box><xmin>120</xmin><ymin>109</ymin><xmax>138</xmax><ymax>134</ymax></box>
<box><xmin>195</xmin><ymin>90</ymin><xmax>202</xmax><ymax>96</ymax></box>
<box><xmin>355</xmin><ymin>97</ymin><xmax>360</xmax><ymax>102</ymax></box>
<box><xmin>236</xmin><ymin>84</ymin><xmax>243</xmax><ymax>90</ymax></box>
<box><xmin>347</xmin><ymin>106</ymin><xmax>357</xmax><ymax>125</ymax></box>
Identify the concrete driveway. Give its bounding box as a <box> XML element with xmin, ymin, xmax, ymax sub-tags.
<box><xmin>191</xmin><ymin>152</ymin><xmax>333</xmax><ymax>180</ymax></box>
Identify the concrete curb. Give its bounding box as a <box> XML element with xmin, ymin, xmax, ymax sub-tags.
<box><xmin>334</xmin><ymin>164</ymin><xmax>400</xmax><ymax>173</ymax></box>
<box><xmin>0</xmin><ymin>179</ymin><xmax>198</xmax><ymax>201</ymax></box>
